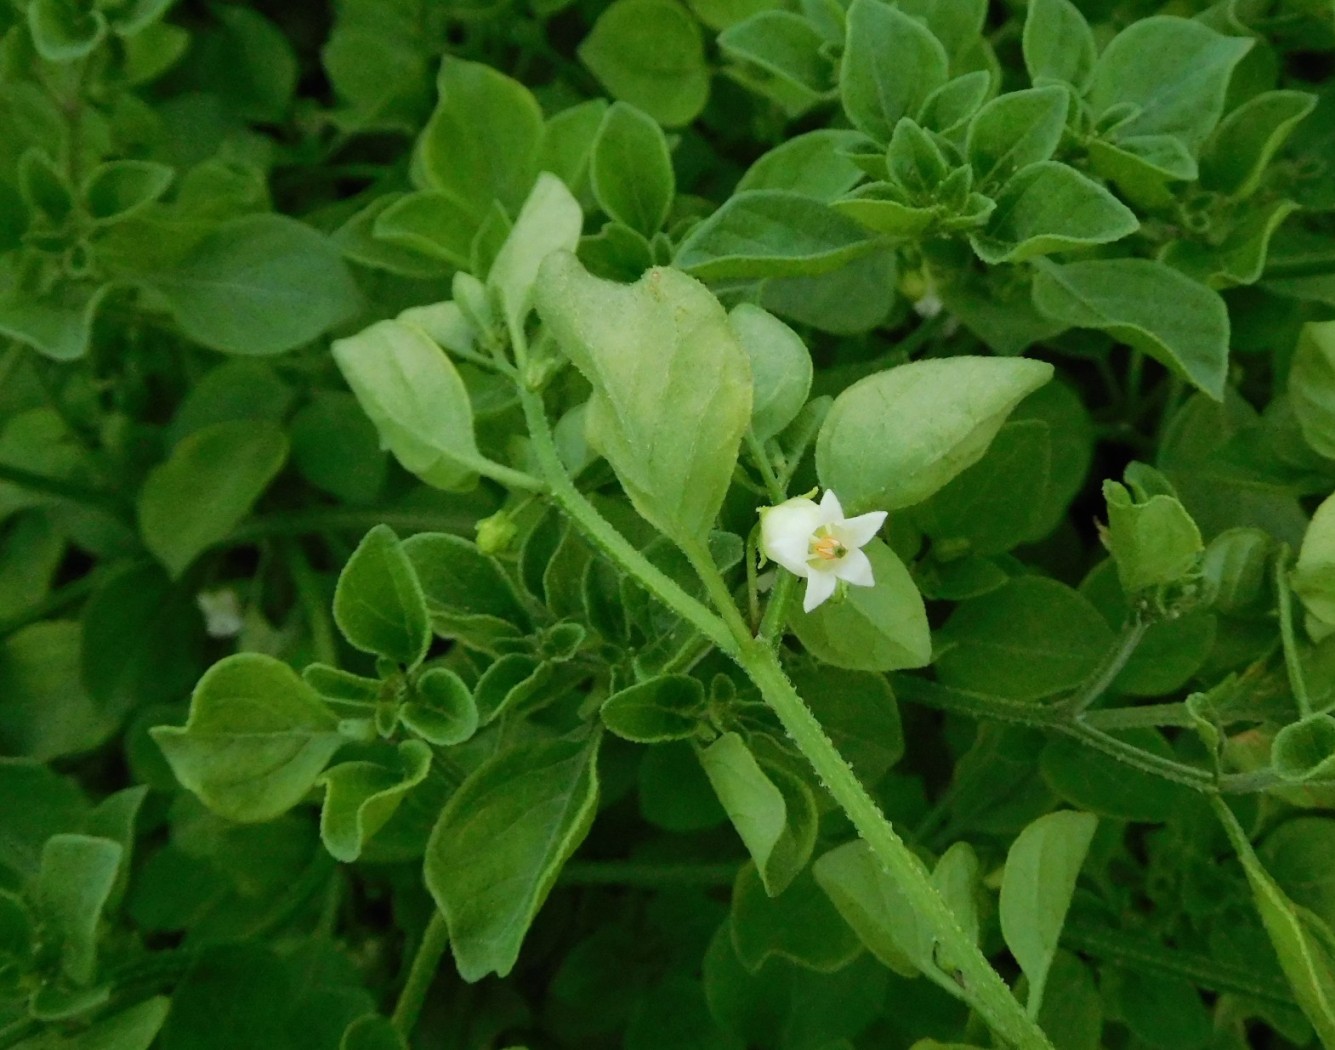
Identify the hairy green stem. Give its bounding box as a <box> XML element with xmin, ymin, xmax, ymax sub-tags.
<box><xmin>1063</xmin><ymin>615</ymin><xmax>1148</xmax><ymax>717</ymax></box>
<box><xmin>1083</xmin><ymin>702</ymin><xmax>1194</xmax><ymax>730</ymax></box>
<box><xmin>759</xmin><ymin>569</ymin><xmax>798</xmax><ymax>647</ymax></box>
<box><xmin>744</xmin><ymin>431</ymin><xmax>786</xmax><ymax>503</ymax></box>
<box><xmin>1062</xmin><ymin>919</ymin><xmax>1294</xmax><ymax>1006</ymax></box>
<box><xmin>1275</xmin><ymin>547</ymin><xmax>1312</xmax><ymax>719</ymax></box>
<box><xmin>392</xmin><ymin>910</ymin><xmax>450</xmax><ymax>1038</ymax></box>
<box><xmin>517</xmin><ymin>385</ymin><xmax>733</xmax><ymax>653</ymax></box>
<box><xmin>737</xmin><ymin>643</ymin><xmax>1053</xmax><ymax>1050</ymax></box>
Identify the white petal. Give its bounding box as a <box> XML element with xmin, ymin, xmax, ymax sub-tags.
<box><xmin>761</xmin><ymin>498</ymin><xmax>822</xmax><ymax>574</ymax></box>
<box><xmin>767</xmin><ymin>535</ymin><xmax>813</xmax><ymax>577</ymax></box>
<box><xmin>817</xmin><ymin>488</ymin><xmax>845</xmax><ymax>523</ymax></box>
<box><xmin>834</xmin><ymin>547</ymin><xmax>875</xmax><ymax>588</ymax></box>
<box><xmin>838</xmin><ymin>510</ymin><xmax>887</xmax><ymax>548</ymax></box>
<box><xmin>803</xmin><ymin>570</ymin><xmax>838</xmax><ymax>612</ymax></box>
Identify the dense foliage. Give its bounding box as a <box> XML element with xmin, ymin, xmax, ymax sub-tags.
<box><xmin>3</xmin><ymin>0</ymin><xmax>1335</xmax><ymax>1047</ymax></box>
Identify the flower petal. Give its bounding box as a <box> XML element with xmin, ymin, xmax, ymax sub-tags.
<box><xmin>817</xmin><ymin>488</ymin><xmax>845</xmax><ymax>524</ymax></box>
<box><xmin>761</xmin><ymin>498</ymin><xmax>823</xmax><ymax>575</ymax></box>
<box><xmin>803</xmin><ymin>570</ymin><xmax>838</xmax><ymax>612</ymax></box>
<box><xmin>834</xmin><ymin>547</ymin><xmax>875</xmax><ymax>588</ymax></box>
<box><xmin>838</xmin><ymin>511</ymin><xmax>888</xmax><ymax>548</ymax></box>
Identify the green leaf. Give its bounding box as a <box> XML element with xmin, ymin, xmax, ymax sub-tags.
<box><xmin>970</xmin><ymin>161</ymin><xmax>1137</xmax><ymax>264</ymax></box>
<box><xmin>1290</xmin><ymin>322</ymin><xmax>1335</xmax><ymax>461</ymax></box>
<box><xmin>735</xmin><ymin>130</ymin><xmax>867</xmax><ymax>201</ymax></box>
<box><xmin>810</xmin><ymin>840</ymin><xmax>924</xmax><ymax>978</ymax></box>
<box><xmin>999</xmin><ymin>810</ymin><xmax>1097</xmax><ymax>1017</ymax></box>
<box><xmin>916</xmin><ymin>420</ymin><xmax>1052</xmax><ymax>557</ymax></box>
<box><xmin>1101</xmin><ymin>480</ymin><xmax>1203</xmax><ymax>594</ymax></box>
<box><xmin>675</xmin><ymin>190</ymin><xmax>881</xmax><ymax>280</ymax></box>
<box><xmin>718</xmin><ymin>11</ymin><xmax>834</xmax><ymax>112</ymax></box>
<box><xmin>1295</xmin><ymin>492</ymin><xmax>1335</xmax><ymax>626</ymax></box>
<box><xmin>289</xmin><ymin>392</ymin><xmax>388</xmax><ymax>506</ymax></box>
<box><xmin>28</xmin><ymin>0</ymin><xmax>107</xmax><ymax>62</ymax></box>
<box><xmin>935</xmin><ymin>576</ymin><xmax>1114</xmax><ymax>701</ymax></box>
<box><xmin>401</xmin><ymin>532</ymin><xmax>530</xmax><ymax>634</ymax></box>
<box><xmin>839</xmin><ymin>0</ymin><xmax>947</xmax><ymax>145</ymax></box>
<box><xmin>0</xmin><ymin>275</ymin><xmax>113</xmax><ymax>363</ymax></box>
<box><xmin>535</xmin><ymin>253</ymin><xmax>751</xmax><ymax>545</ymax></box>
<box><xmin>35</xmin><ymin>833</ymin><xmax>121</xmax><ymax>984</ymax></box>
<box><xmin>341</xmin><ymin>1015</ymin><xmax>408</xmax><ymax>1050</ymax></box>
<box><xmin>319</xmin><ymin>740</ymin><xmax>432</xmax><ymax>862</ymax></box>
<box><xmin>730</xmin><ymin>863</ymin><xmax>862</xmax><ymax>973</ymax></box>
<box><xmin>886</xmin><ymin>119</ymin><xmax>950</xmax><ymax>201</ymax></box>
<box><xmin>332</xmin><ymin>319</ymin><xmax>481</xmax><ymax>490</ymax></box>
<box><xmin>966</xmin><ymin>87</ymin><xmax>1069</xmax><ymax>188</ymax></box>
<box><xmin>23</xmin><ymin>997</ymin><xmax>170</xmax><ymax>1049</ymax></box>
<box><xmin>578</xmin><ymin>0</ymin><xmax>709</xmax><ymax>128</ymax></box>
<box><xmin>601</xmin><ymin>675</ymin><xmax>705</xmax><ymax>743</ymax></box>
<box><xmin>1040</xmin><ymin>727</ymin><xmax>1194</xmax><ymax>822</ymax></box>
<box><xmin>1031</xmin><ymin>259</ymin><xmax>1230</xmax><ymax>400</ymax></box>
<box><xmin>81</xmin><ymin>563</ymin><xmax>205</xmax><ymax>712</ymax></box>
<box><xmin>698</xmin><ymin>732</ymin><xmax>816</xmax><ymax>897</ymax></box>
<box><xmin>414</xmin><ymin>58</ymin><xmax>542</xmax><ymax>213</ymax></box>
<box><xmin>918</xmin><ymin>71</ymin><xmax>992</xmax><ymax>135</ymax></box>
<box><xmin>137</xmin><ymin>420</ymin><xmax>288</xmax><ymax>578</ymax></box>
<box><xmin>1200</xmin><ymin>90</ymin><xmax>1317</xmax><ymax>198</ymax></box>
<box><xmin>151</xmin><ymin>653</ymin><xmax>343</xmax><ymax>823</ymax></box>
<box><xmin>590</xmin><ymin>103</ymin><xmax>674</xmax><ymax>237</ymax></box>
<box><xmin>489</xmin><ymin>172</ymin><xmax>584</xmax><ymax>334</ymax></box>
<box><xmin>1215</xmin><ymin>797</ymin><xmax>1335</xmax><ymax>1047</ymax></box>
<box><xmin>1022</xmin><ymin>0</ymin><xmax>1095</xmax><ymax>89</ymax></box>
<box><xmin>425</xmin><ymin>735</ymin><xmax>600</xmax><ymax>980</ymax></box>
<box><xmin>789</xmin><ymin>541</ymin><xmax>932</xmax><ymax>672</ymax></box>
<box><xmin>401</xmin><ymin>667</ymin><xmax>478</xmax><ymax>746</ymax></box>
<box><xmin>1273</xmin><ymin>716</ymin><xmax>1335</xmax><ymax>783</ymax></box>
<box><xmin>333</xmin><ymin>525</ymin><xmax>431</xmax><ymax>666</ymax></box>
<box><xmin>142</xmin><ymin>215</ymin><xmax>360</xmax><ymax>356</ymax></box>
<box><xmin>0</xmin><ymin>623</ymin><xmax>115</xmax><ymax>762</ymax></box>
<box><xmin>1261</xmin><ymin>817</ymin><xmax>1335</xmax><ymax>933</ymax></box>
<box><xmin>816</xmin><ymin>356</ymin><xmax>1054</xmax><ymax>512</ymax></box>
<box><xmin>82</xmin><ymin>160</ymin><xmax>173</xmax><ymax>223</ymax></box>
<box><xmin>730</xmin><ymin>303</ymin><xmax>812</xmax><ymax>442</ymax></box>
<box><xmin>373</xmin><ymin>191</ymin><xmax>478</xmax><ymax>269</ymax></box>
<box><xmin>1088</xmin><ymin>17</ymin><xmax>1252</xmax><ymax>153</ymax></box>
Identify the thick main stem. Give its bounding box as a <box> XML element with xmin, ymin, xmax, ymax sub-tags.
<box><xmin>392</xmin><ymin>910</ymin><xmax>450</xmax><ymax>1038</ymax></box>
<box><xmin>736</xmin><ymin>641</ymin><xmax>1054</xmax><ymax>1050</ymax></box>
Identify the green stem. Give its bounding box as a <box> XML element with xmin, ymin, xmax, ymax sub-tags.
<box><xmin>1062</xmin><ymin>919</ymin><xmax>1294</xmax><ymax>1006</ymax></box>
<box><xmin>1083</xmin><ymin>702</ymin><xmax>1194</xmax><ymax>731</ymax></box>
<box><xmin>391</xmin><ymin>910</ymin><xmax>450</xmax><ymax>1039</ymax></box>
<box><xmin>561</xmin><ymin>860</ymin><xmax>739</xmax><ymax>887</ymax></box>
<box><xmin>517</xmin><ymin>385</ymin><xmax>734</xmax><ymax>653</ymax></box>
<box><xmin>1060</xmin><ymin>722</ymin><xmax>1215</xmax><ymax>789</ymax></box>
<box><xmin>1063</xmin><ymin>615</ymin><xmax>1148</xmax><ymax>717</ymax></box>
<box><xmin>893</xmin><ymin>675</ymin><xmax>1068</xmax><ymax>728</ymax></box>
<box><xmin>737</xmin><ymin>643</ymin><xmax>1054</xmax><ymax>1050</ymax></box>
<box><xmin>759</xmin><ymin>569</ymin><xmax>798</xmax><ymax>648</ymax></box>
<box><xmin>744</xmin><ymin>431</ymin><xmax>786</xmax><ymax>502</ymax></box>
<box><xmin>0</xmin><ymin>461</ymin><xmax>126</xmax><ymax>513</ymax></box>
<box><xmin>1275</xmin><ymin>546</ymin><xmax>1312</xmax><ymax>719</ymax></box>
<box><xmin>0</xmin><ymin>1019</ymin><xmax>39</xmax><ymax>1049</ymax></box>
<box><xmin>285</xmin><ymin>539</ymin><xmax>338</xmax><ymax>666</ymax></box>
<box><xmin>682</xmin><ymin>537</ymin><xmax>754</xmax><ymax>644</ymax></box>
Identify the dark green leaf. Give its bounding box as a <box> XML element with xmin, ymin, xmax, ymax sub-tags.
<box><xmin>333</xmin><ymin>525</ymin><xmax>431</xmax><ymax>666</ymax></box>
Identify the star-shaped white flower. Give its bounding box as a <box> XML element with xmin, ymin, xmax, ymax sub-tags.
<box><xmin>760</xmin><ymin>489</ymin><xmax>887</xmax><ymax>613</ymax></box>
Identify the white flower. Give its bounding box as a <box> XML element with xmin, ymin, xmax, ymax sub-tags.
<box><xmin>760</xmin><ymin>489</ymin><xmax>887</xmax><ymax>613</ymax></box>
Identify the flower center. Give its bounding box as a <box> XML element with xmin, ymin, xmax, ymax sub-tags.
<box><xmin>810</xmin><ymin>530</ymin><xmax>847</xmax><ymax>562</ymax></box>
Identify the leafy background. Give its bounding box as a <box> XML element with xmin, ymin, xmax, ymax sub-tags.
<box><xmin>3</xmin><ymin>0</ymin><xmax>1335</xmax><ymax>1048</ymax></box>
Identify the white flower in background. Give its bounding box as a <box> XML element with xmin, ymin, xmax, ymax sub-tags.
<box><xmin>760</xmin><ymin>489</ymin><xmax>887</xmax><ymax>613</ymax></box>
<box><xmin>196</xmin><ymin>588</ymin><xmax>244</xmax><ymax>638</ymax></box>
